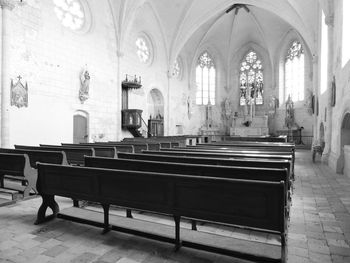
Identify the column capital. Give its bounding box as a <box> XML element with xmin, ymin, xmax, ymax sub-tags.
<box><xmin>325</xmin><ymin>14</ymin><xmax>334</xmax><ymax>27</ymax></box>
<box><xmin>0</xmin><ymin>0</ymin><xmax>16</xmax><ymax>10</ymax></box>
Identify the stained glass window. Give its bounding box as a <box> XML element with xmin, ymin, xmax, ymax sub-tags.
<box><xmin>53</xmin><ymin>0</ymin><xmax>85</xmax><ymax>31</ymax></box>
<box><xmin>285</xmin><ymin>41</ymin><xmax>304</xmax><ymax>101</ymax></box>
<box><xmin>239</xmin><ymin>51</ymin><xmax>264</xmax><ymax>106</ymax></box>
<box><xmin>136</xmin><ymin>37</ymin><xmax>151</xmax><ymax>64</ymax></box>
<box><xmin>196</xmin><ymin>52</ymin><xmax>215</xmax><ymax>105</ymax></box>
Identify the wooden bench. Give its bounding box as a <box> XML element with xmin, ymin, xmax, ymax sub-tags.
<box><xmin>116</xmin><ymin>152</ymin><xmax>292</xmax><ymax>187</ymax></box>
<box><xmin>222</xmin><ymin>136</ymin><xmax>287</xmax><ymax>142</ymax></box>
<box><xmin>85</xmin><ymin>156</ymin><xmax>290</xmax><ymax>214</ymax></box>
<box><xmin>0</xmin><ymin>153</ymin><xmax>37</xmax><ymax>197</ymax></box>
<box><xmin>143</xmin><ymin>149</ymin><xmax>292</xmax><ymax>161</ymax></box>
<box><xmin>62</xmin><ymin>143</ymin><xmax>135</xmax><ymax>154</ymax></box>
<box><xmin>170</xmin><ymin>146</ymin><xmax>291</xmax><ymax>156</ymax></box>
<box><xmin>78</xmin><ymin>142</ymin><xmax>148</xmax><ymax>153</ymax></box>
<box><xmin>0</xmin><ymin>148</ymin><xmax>68</xmax><ymax>168</ymax></box>
<box><xmin>35</xmin><ymin>163</ymin><xmax>287</xmax><ymax>262</ymax></box>
<box><xmin>15</xmin><ymin>145</ymin><xmax>95</xmax><ymax>166</ymax></box>
<box><xmin>146</xmin><ymin>149</ymin><xmax>295</xmax><ymax>180</ymax></box>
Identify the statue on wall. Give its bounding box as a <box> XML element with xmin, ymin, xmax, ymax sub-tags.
<box><xmin>304</xmin><ymin>88</ymin><xmax>313</xmax><ymax>115</ymax></box>
<box><xmin>224</xmin><ymin>98</ymin><xmax>232</xmax><ymax>119</ymax></box>
<box><xmin>285</xmin><ymin>95</ymin><xmax>295</xmax><ymax>128</ymax></box>
<box><xmin>11</xmin><ymin>76</ymin><xmax>28</xmax><ymax>108</ymax></box>
<box><xmin>187</xmin><ymin>96</ymin><xmax>192</xmax><ymax>120</ymax></box>
<box><xmin>79</xmin><ymin>69</ymin><xmax>90</xmax><ymax>103</ymax></box>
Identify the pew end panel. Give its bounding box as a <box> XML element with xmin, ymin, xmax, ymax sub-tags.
<box><xmin>0</xmin><ymin>153</ymin><xmax>38</xmax><ymax>196</ymax></box>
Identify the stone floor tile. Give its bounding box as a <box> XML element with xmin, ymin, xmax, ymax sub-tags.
<box><xmin>327</xmin><ymin>239</ymin><xmax>350</xmax><ymax>248</ymax></box>
<box><xmin>71</xmin><ymin>252</ymin><xmax>99</xmax><ymax>263</ymax></box>
<box><xmin>42</xmin><ymin>244</ymin><xmax>69</xmax><ymax>257</ymax></box>
<box><xmin>309</xmin><ymin>251</ymin><xmax>333</xmax><ymax>263</ymax></box>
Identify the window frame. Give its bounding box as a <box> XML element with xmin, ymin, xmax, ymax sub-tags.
<box><xmin>283</xmin><ymin>40</ymin><xmax>305</xmax><ymax>103</ymax></box>
<box><xmin>195</xmin><ymin>51</ymin><xmax>216</xmax><ymax>106</ymax></box>
<box><xmin>239</xmin><ymin>50</ymin><xmax>264</xmax><ymax>106</ymax></box>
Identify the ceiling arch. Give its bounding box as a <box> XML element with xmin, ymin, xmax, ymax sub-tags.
<box><xmin>169</xmin><ymin>0</ymin><xmax>317</xmax><ymax>63</ymax></box>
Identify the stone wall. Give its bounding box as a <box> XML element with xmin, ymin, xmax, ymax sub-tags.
<box><xmin>1</xmin><ymin>0</ymin><xmax>118</xmax><ymax>146</ymax></box>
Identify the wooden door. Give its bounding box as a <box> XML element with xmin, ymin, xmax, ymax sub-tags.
<box><xmin>73</xmin><ymin>115</ymin><xmax>88</xmax><ymax>143</ymax></box>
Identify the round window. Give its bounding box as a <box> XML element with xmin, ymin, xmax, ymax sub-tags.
<box><xmin>53</xmin><ymin>0</ymin><xmax>89</xmax><ymax>32</ymax></box>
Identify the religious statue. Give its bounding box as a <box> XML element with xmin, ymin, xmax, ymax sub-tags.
<box><xmin>187</xmin><ymin>96</ymin><xmax>192</xmax><ymax>119</ymax></box>
<box><xmin>79</xmin><ymin>69</ymin><xmax>90</xmax><ymax>103</ymax></box>
<box><xmin>11</xmin><ymin>76</ymin><xmax>28</xmax><ymax>108</ymax></box>
<box><xmin>285</xmin><ymin>95</ymin><xmax>295</xmax><ymax>128</ymax></box>
<box><xmin>224</xmin><ymin>98</ymin><xmax>232</xmax><ymax>119</ymax></box>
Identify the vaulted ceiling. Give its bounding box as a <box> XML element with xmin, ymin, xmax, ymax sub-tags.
<box><xmin>108</xmin><ymin>0</ymin><xmax>329</xmax><ymax>64</ymax></box>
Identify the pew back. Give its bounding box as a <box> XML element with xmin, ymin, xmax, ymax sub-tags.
<box><xmin>116</xmin><ymin>152</ymin><xmax>291</xmax><ymax>179</ymax></box>
<box><xmin>15</xmin><ymin>145</ymin><xmax>94</xmax><ymax>165</ymax></box>
<box><xmin>85</xmin><ymin>156</ymin><xmax>289</xmax><ymax>184</ymax></box>
<box><xmin>0</xmin><ymin>148</ymin><xmax>67</xmax><ymax>168</ymax></box>
<box><xmin>37</xmin><ymin>163</ymin><xmax>286</xmax><ymax>233</ymax></box>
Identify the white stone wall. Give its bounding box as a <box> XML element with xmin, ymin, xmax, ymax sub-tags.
<box><xmin>2</xmin><ymin>0</ymin><xmax>118</xmax><ymax>147</ymax></box>
<box><xmin>325</xmin><ymin>0</ymin><xmax>350</xmax><ymax>173</ymax></box>
<box><xmin>1</xmin><ymin>0</ymin><xmax>339</xmax><ymax>149</ymax></box>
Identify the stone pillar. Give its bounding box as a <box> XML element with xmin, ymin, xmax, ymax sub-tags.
<box><xmin>166</xmin><ymin>69</ymin><xmax>171</xmax><ymax>136</ymax></box>
<box><xmin>322</xmin><ymin>14</ymin><xmax>334</xmax><ymax>164</ymax></box>
<box><xmin>0</xmin><ymin>0</ymin><xmax>15</xmax><ymax>147</ymax></box>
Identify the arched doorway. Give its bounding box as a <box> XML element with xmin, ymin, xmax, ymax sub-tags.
<box><xmin>73</xmin><ymin>111</ymin><xmax>89</xmax><ymax>143</ymax></box>
<box><xmin>337</xmin><ymin>112</ymin><xmax>350</xmax><ymax>174</ymax></box>
<box><xmin>147</xmin><ymin>89</ymin><xmax>164</xmax><ymax>136</ymax></box>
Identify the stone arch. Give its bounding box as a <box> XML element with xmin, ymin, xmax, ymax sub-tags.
<box><xmin>147</xmin><ymin>88</ymin><xmax>164</xmax><ymax>119</ymax></box>
<box><xmin>336</xmin><ymin>112</ymin><xmax>350</xmax><ymax>174</ymax></box>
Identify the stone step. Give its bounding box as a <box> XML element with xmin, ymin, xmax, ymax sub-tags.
<box><xmin>0</xmin><ymin>187</ymin><xmax>22</xmax><ymax>201</ymax></box>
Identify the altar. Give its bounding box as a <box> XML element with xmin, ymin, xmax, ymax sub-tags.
<box><xmin>230</xmin><ymin>115</ymin><xmax>269</xmax><ymax>136</ymax></box>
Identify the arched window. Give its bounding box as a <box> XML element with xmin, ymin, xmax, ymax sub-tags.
<box><xmin>53</xmin><ymin>0</ymin><xmax>86</xmax><ymax>31</ymax></box>
<box><xmin>239</xmin><ymin>51</ymin><xmax>264</xmax><ymax>106</ymax></box>
<box><xmin>284</xmin><ymin>41</ymin><xmax>305</xmax><ymax>101</ymax></box>
<box><xmin>136</xmin><ymin>35</ymin><xmax>153</xmax><ymax>64</ymax></box>
<box><xmin>196</xmin><ymin>52</ymin><xmax>216</xmax><ymax>105</ymax></box>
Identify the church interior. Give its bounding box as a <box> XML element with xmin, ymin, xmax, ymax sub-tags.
<box><xmin>0</xmin><ymin>0</ymin><xmax>350</xmax><ymax>262</ymax></box>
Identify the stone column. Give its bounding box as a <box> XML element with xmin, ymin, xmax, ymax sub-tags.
<box><xmin>166</xmin><ymin>69</ymin><xmax>171</xmax><ymax>136</ymax></box>
<box><xmin>0</xmin><ymin>0</ymin><xmax>15</xmax><ymax>147</ymax></box>
<box><xmin>322</xmin><ymin>14</ymin><xmax>334</xmax><ymax>164</ymax></box>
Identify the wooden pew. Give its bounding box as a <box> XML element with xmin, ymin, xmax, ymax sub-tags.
<box><xmin>15</xmin><ymin>145</ymin><xmax>94</xmax><ymax>166</ymax></box>
<box><xmin>0</xmin><ymin>153</ymin><xmax>37</xmax><ymax>197</ymax></box>
<box><xmin>78</xmin><ymin>142</ymin><xmax>148</xmax><ymax>153</ymax></box>
<box><xmin>169</xmin><ymin>146</ymin><xmax>291</xmax><ymax>156</ymax></box>
<box><xmin>85</xmin><ymin>156</ymin><xmax>290</xmax><ymax>211</ymax></box>
<box><xmin>116</xmin><ymin>152</ymin><xmax>292</xmax><ymax>184</ymax></box>
<box><xmin>0</xmin><ymin>148</ymin><xmax>68</xmax><ymax>168</ymax></box>
<box><xmin>201</xmin><ymin>142</ymin><xmax>295</xmax><ymax>151</ymax></box>
<box><xmin>62</xmin><ymin>143</ymin><xmax>135</xmax><ymax>154</ymax></box>
<box><xmin>35</xmin><ymin>163</ymin><xmax>287</xmax><ymax>263</ymax></box>
<box><xmin>153</xmin><ymin>148</ymin><xmax>295</xmax><ymax>179</ymax></box>
<box><xmin>143</xmin><ymin>149</ymin><xmax>292</xmax><ymax>162</ymax></box>
<box><xmin>222</xmin><ymin>136</ymin><xmax>287</xmax><ymax>143</ymax></box>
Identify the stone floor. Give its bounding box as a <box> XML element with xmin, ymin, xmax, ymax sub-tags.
<box><xmin>0</xmin><ymin>149</ymin><xmax>349</xmax><ymax>263</ymax></box>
